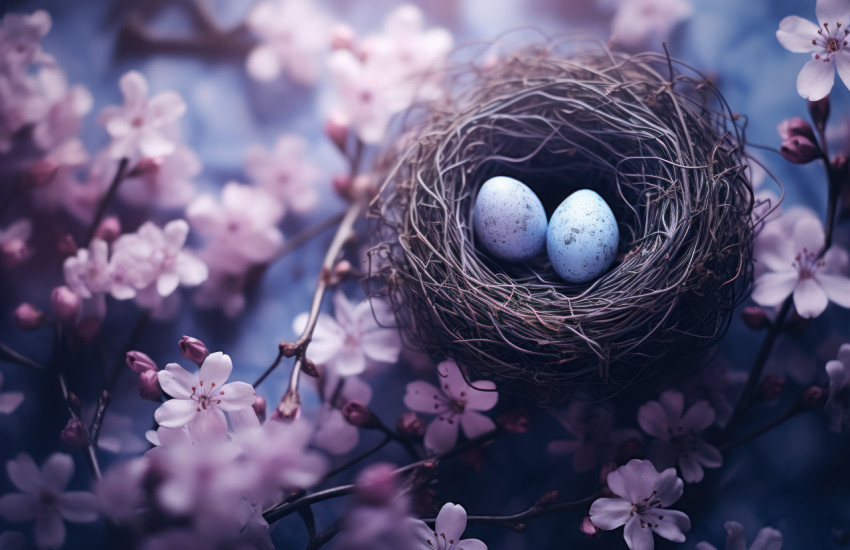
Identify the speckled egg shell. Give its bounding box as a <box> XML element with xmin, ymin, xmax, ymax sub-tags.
<box><xmin>546</xmin><ymin>189</ymin><xmax>619</xmax><ymax>284</ymax></box>
<box><xmin>473</xmin><ymin>176</ymin><xmax>548</xmax><ymax>262</ymax></box>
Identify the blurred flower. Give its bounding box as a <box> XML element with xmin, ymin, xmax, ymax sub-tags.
<box><xmin>776</xmin><ymin>0</ymin><xmax>850</xmax><ymax>100</ymax></box>
<box><xmin>245</xmin><ymin>0</ymin><xmax>332</xmax><ymax>84</ymax></box>
<box><xmin>752</xmin><ymin>215</ymin><xmax>850</xmax><ymax>318</ymax></box>
<box><xmin>0</xmin><ymin>11</ymin><xmax>52</xmax><ymax>76</ymax></box>
<box><xmin>0</xmin><ymin>219</ymin><xmax>32</xmax><ymax>269</ymax></box>
<box><xmin>13</xmin><ymin>303</ymin><xmax>44</xmax><ymax>331</ymax></box>
<box><xmin>63</xmin><ymin>239</ymin><xmax>112</xmax><ymax>299</ymax></box>
<box><xmin>98</xmin><ymin>70</ymin><xmax>186</xmax><ymax>159</ymax></box>
<box><xmin>314</xmin><ymin>376</ymin><xmax>373</xmax><ymax>455</ymax></box>
<box><xmin>336</xmin><ymin>497</ymin><xmax>418</xmax><ymax>550</ymax></box>
<box><xmin>244</xmin><ymin>135</ymin><xmax>321</xmax><ymax>215</ymax></box>
<box><xmin>293</xmin><ymin>292</ymin><xmax>401</xmax><ymax>378</ymax></box>
<box><xmin>404</xmin><ymin>359</ymin><xmax>498</xmax><ymax>454</ymax></box>
<box><xmin>638</xmin><ymin>390</ymin><xmax>721</xmax><ymax>483</ymax></box>
<box><xmin>696</xmin><ymin>521</ymin><xmax>783</xmax><ymax>550</ymax></box>
<box><xmin>154</xmin><ymin>352</ymin><xmax>255</xmax><ymax>436</ymax></box>
<box><xmin>0</xmin><ymin>372</ymin><xmax>24</xmax><ymax>414</ymax></box>
<box><xmin>192</xmin><ymin>267</ymin><xmax>248</xmax><ymax>317</ymax></box>
<box><xmin>609</xmin><ymin>0</ymin><xmax>692</xmax><ymax>50</ymax></box>
<box><xmin>681</xmin><ymin>356</ymin><xmax>747</xmax><ymax>428</ymax></box>
<box><xmin>826</xmin><ymin>343</ymin><xmax>850</xmax><ymax>432</ymax></box>
<box><xmin>410</xmin><ymin>502</ymin><xmax>488</xmax><ymax>550</ymax></box>
<box><xmin>119</xmin><ymin>145</ymin><xmax>199</xmax><ymax>209</ymax></box>
<box><xmin>31</xmin><ymin>67</ymin><xmax>92</xmax><ymax>158</ymax></box>
<box><xmin>0</xmin><ymin>453</ymin><xmax>98</xmax><ymax>549</ymax></box>
<box><xmin>590</xmin><ymin>459</ymin><xmax>690</xmax><ymax>549</ymax></box>
<box><xmin>548</xmin><ymin>403</ymin><xmax>640</xmax><ymax>472</ymax></box>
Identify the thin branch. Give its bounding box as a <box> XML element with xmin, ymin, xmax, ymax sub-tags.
<box><xmin>84</xmin><ymin>158</ymin><xmax>129</xmax><ymax>247</ymax></box>
<box><xmin>0</xmin><ymin>342</ymin><xmax>48</xmax><ymax>372</ymax></box>
<box><xmin>721</xmin><ymin>401</ymin><xmax>808</xmax><ymax>454</ymax></box>
<box><xmin>322</xmin><ymin>437</ymin><xmax>391</xmax><ymax>482</ymax></box>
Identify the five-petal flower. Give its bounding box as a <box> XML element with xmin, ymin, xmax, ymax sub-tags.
<box><xmin>410</xmin><ymin>502</ymin><xmax>487</xmax><ymax>550</ymax></box>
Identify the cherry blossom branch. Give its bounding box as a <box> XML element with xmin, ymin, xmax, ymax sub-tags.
<box><xmin>322</xmin><ymin>436</ymin><xmax>391</xmax><ymax>481</ymax></box>
<box><xmin>0</xmin><ymin>342</ymin><xmax>48</xmax><ymax>372</ymax></box>
<box><xmin>275</xmin><ymin>210</ymin><xmax>348</xmax><ymax>262</ymax></box>
<box><xmin>720</xmin><ymin>398</ymin><xmax>811</xmax><ymax>454</ymax></box>
<box><xmin>83</xmin><ymin>157</ymin><xmax>129</xmax><ymax>247</ymax></box>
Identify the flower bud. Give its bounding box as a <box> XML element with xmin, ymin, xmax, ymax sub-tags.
<box><xmin>178</xmin><ymin>335</ymin><xmax>209</xmax><ymax>366</ymax></box>
<box><xmin>808</xmin><ymin>95</ymin><xmax>831</xmax><ymax>133</ymax></box>
<box><xmin>580</xmin><ymin>516</ymin><xmax>601</xmax><ymax>538</ymax></box>
<box><xmin>26</xmin><ymin>158</ymin><xmax>59</xmax><ymax>187</ymax></box>
<box><xmin>324</xmin><ymin>112</ymin><xmax>350</xmax><ymax>154</ymax></box>
<box><xmin>14</xmin><ymin>303</ymin><xmax>45</xmax><ymax>331</ymax></box>
<box><xmin>126</xmin><ymin>350</ymin><xmax>158</xmax><ymax>373</ymax></box>
<box><xmin>496</xmin><ymin>407</ymin><xmax>532</xmax><ymax>434</ymax></box>
<box><xmin>328</xmin><ymin>260</ymin><xmax>354</xmax><ymax>285</ymax></box>
<box><xmin>342</xmin><ymin>400</ymin><xmax>379</xmax><ymax>428</ymax></box>
<box><xmin>330</xmin><ymin>23</ymin><xmax>355</xmax><ymax>51</ymax></box>
<box><xmin>355</xmin><ymin>462</ymin><xmax>398</xmax><ymax>506</ymax></box>
<box><xmin>138</xmin><ymin>369</ymin><xmax>162</xmax><ymax>402</ymax></box>
<box><xmin>396</xmin><ymin>412</ymin><xmax>425</xmax><ymax>438</ymax></box>
<box><xmin>1</xmin><ymin>238</ymin><xmax>30</xmax><ymax>268</ymax></box>
<box><xmin>56</xmin><ymin>234</ymin><xmax>77</xmax><ymax>257</ymax></box>
<box><xmin>757</xmin><ymin>374</ymin><xmax>785</xmax><ymax>401</ymax></box>
<box><xmin>332</xmin><ymin>174</ymin><xmax>353</xmax><ymax>201</ymax></box>
<box><xmin>60</xmin><ymin>417</ymin><xmax>89</xmax><ymax>448</ymax></box>
<box><xmin>253</xmin><ymin>395</ymin><xmax>267</xmax><ymax>423</ymax></box>
<box><xmin>801</xmin><ymin>385</ymin><xmax>827</xmax><ymax>410</ymax></box>
<box><xmin>781</xmin><ymin>135</ymin><xmax>819</xmax><ymax>164</ymax></box>
<box><xmin>50</xmin><ymin>285</ymin><xmax>80</xmax><ymax>324</ymax></box>
<box><xmin>777</xmin><ymin>116</ymin><xmax>816</xmax><ymax>142</ymax></box>
<box><xmin>94</xmin><ymin>216</ymin><xmax>121</xmax><ymax>243</ymax></box>
<box><xmin>741</xmin><ymin>306</ymin><xmax>770</xmax><ymax>330</ymax></box>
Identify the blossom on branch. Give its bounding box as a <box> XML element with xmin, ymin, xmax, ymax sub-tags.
<box><xmin>696</xmin><ymin>521</ymin><xmax>783</xmax><ymax>550</ymax></box>
<box><xmin>244</xmin><ymin>134</ymin><xmax>321</xmax><ymax>215</ymax></box>
<box><xmin>410</xmin><ymin>503</ymin><xmax>488</xmax><ymax>550</ymax></box>
<box><xmin>826</xmin><ymin>343</ymin><xmax>850</xmax><ymax>432</ymax></box>
<box><xmin>548</xmin><ymin>403</ymin><xmax>640</xmax><ymax>472</ymax></box>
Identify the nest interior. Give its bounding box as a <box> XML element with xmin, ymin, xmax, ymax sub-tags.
<box><xmin>372</xmin><ymin>41</ymin><xmax>755</xmax><ymax>403</ymax></box>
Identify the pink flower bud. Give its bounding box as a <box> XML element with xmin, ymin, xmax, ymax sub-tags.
<box><xmin>14</xmin><ymin>303</ymin><xmax>45</xmax><ymax>331</ymax></box>
<box><xmin>50</xmin><ymin>285</ymin><xmax>80</xmax><ymax>324</ymax></box>
<box><xmin>253</xmin><ymin>395</ymin><xmax>267</xmax><ymax>423</ymax></box>
<box><xmin>781</xmin><ymin>135</ymin><xmax>819</xmax><ymax>164</ymax></box>
<box><xmin>330</xmin><ymin>23</ymin><xmax>355</xmax><ymax>51</ymax></box>
<box><xmin>126</xmin><ymin>350</ymin><xmax>158</xmax><ymax>373</ymax></box>
<box><xmin>1</xmin><ymin>238</ymin><xmax>30</xmax><ymax>268</ymax></box>
<box><xmin>580</xmin><ymin>516</ymin><xmax>600</xmax><ymax>538</ymax></box>
<box><xmin>60</xmin><ymin>418</ymin><xmax>89</xmax><ymax>448</ymax></box>
<box><xmin>808</xmin><ymin>95</ymin><xmax>831</xmax><ymax>132</ymax></box>
<box><xmin>179</xmin><ymin>335</ymin><xmax>209</xmax><ymax>366</ymax></box>
<box><xmin>56</xmin><ymin>234</ymin><xmax>78</xmax><ymax>257</ymax></box>
<box><xmin>324</xmin><ymin>112</ymin><xmax>350</xmax><ymax>154</ymax></box>
<box><xmin>497</xmin><ymin>407</ymin><xmax>532</xmax><ymax>434</ymax></box>
<box><xmin>396</xmin><ymin>412</ymin><xmax>425</xmax><ymax>438</ymax></box>
<box><xmin>757</xmin><ymin>374</ymin><xmax>786</xmax><ymax>402</ymax></box>
<box><xmin>328</xmin><ymin>260</ymin><xmax>354</xmax><ymax>285</ymax></box>
<box><xmin>777</xmin><ymin>116</ymin><xmax>816</xmax><ymax>142</ymax></box>
<box><xmin>332</xmin><ymin>174</ymin><xmax>354</xmax><ymax>201</ymax></box>
<box><xmin>342</xmin><ymin>400</ymin><xmax>378</xmax><ymax>428</ymax></box>
<box><xmin>801</xmin><ymin>385</ymin><xmax>827</xmax><ymax>410</ymax></box>
<box><xmin>94</xmin><ymin>216</ymin><xmax>121</xmax><ymax>244</ymax></box>
<box><xmin>351</xmin><ymin>174</ymin><xmax>377</xmax><ymax>200</ymax></box>
<box><xmin>355</xmin><ymin>462</ymin><xmax>398</xmax><ymax>506</ymax></box>
<box><xmin>741</xmin><ymin>306</ymin><xmax>770</xmax><ymax>330</ymax></box>
<box><xmin>138</xmin><ymin>369</ymin><xmax>162</xmax><ymax>402</ymax></box>
<box><xmin>26</xmin><ymin>158</ymin><xmax>59</xmax><ymax>187</ymax></box>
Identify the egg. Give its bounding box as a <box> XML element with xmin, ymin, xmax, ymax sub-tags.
<box><xmin>473</xmin><ymin>176</ymin><xmax>548</xmax><ymax>262</ymax></box>
<box><xmin>546</xmin><ymin>189</ymin><xmax>619</xmax><ymax>284</ymax></box>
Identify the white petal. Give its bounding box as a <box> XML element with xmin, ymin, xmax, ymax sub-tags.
<box><xmin>56</xmin><ymin>492</ymin><xmax>99</xmax><ymax>522</ymax></box>
<box><xmin>816</xmin><ymin>273</ymin><xmax>850</xmax><ymax>307</ymax></box>
<box><xmin>638</xmin><ymin>400</ymin><xmax>670</xmax><ymax>439</ymax></box>
<box><xmin>148</xmin><ymin>91</ymin><xmax>186</xmax><ymax>124</ymax></box>
<box><xmin>247</xmin><ymin>45</ymin><xmax>282</xmax><ymax>82</ymax></box>
<box><xmin>424</xmin><ymin>414</ymin><xmax>460</xmax><ymax>454</ymax></box>
<box><xmin>154</xmin><ymin>398</ymin><xmax>198</xmax><ymax>428</ymax></box>
<box><xmin>653</xmin><ymin>467</ymin><xmax>684</xmax><ymax>507</ymax></box>
<box><xmin>198</xmin><ymin>352</ymin><xmax>233</xmax><ymax>387</ymax></box>
<box><xmin>835</xmin><ymin>51</ymin><xmax>850</xmax><ymax>91</ymax></box>
<box><xmin>459</xmin><ymin>411</ymin><xmax>495</xmax><ymax>439</ymax></box>
<box><xmin>650</xmin><ymin>509</ymin><xmax>690</xmax><ymax>542</ymax></box>
<box><xmin>158</xmin><ymin>363</ymin><xmax>196</xmax><ymax>399</ymax></box>
<box><xmin>217</xmin><ymin>381</ymin><xmax>255</xmax><ymax>411</ymax></box>
<box><xmin>793</xmin><ymin>277</ymin><xmax>829</xmax><ymax>318</ymax></box>
<box><xmin>119</xmin><ymin>71</ymin><xmax>148</xmax><ymax>107</ymax></box>
<box><xmin>40</xmin><ymin>454</ymin><xmax>74</xmax><ymax>494</ymax></box>
<box><xmin>361</xmin><ymin>327</ymin><xmax>402</xmax><ymax>365</ymax></box>
<box><xmin>7</xmin><ymin>453</ymin><xmax>41</xmax><ymax>492</ymax></box>
<box><xmin>156</xmin><ymin>273</ymin><xmax>181</xmax><ymax>297</ymax></box>
<box><xmin>751</xmin><ymin>271</ymin><xmax>798</xmax><ymax>307</ymax></box>
<box><xmin>435</xmin><ymin>503</ymin><xmax>467</xmax><ymax>541</ymax></box>
<box><xmin>404</xmin><ymin>381</ymin><xmax>450</xmax><ymax>413</ymax></box>
<box><xmin>589</xmin><ymin>497</ymin><xmax>632</xmax><ymax>530</ymax></box>
<box><xmin>797</xmin><ymin>56</ymin><xmax>836</xmax><ymax>101</ymax></box>
<box><xmin>624</xmin><ymin>514</ymin><xmax>655</xmax><ymax>550</ymax></box>
<box><xmin>816</xmin><ymin>0</ymin><xmax>850</xmax><ymax>26</ymax></box>
<box><xmin>723</xmin><ymin>521</ymin><xmax>748</xmax><ymax>550</ymax></box>
<box><xmin>776</xmin><ymin>16</ymin><xmax>821</xmax><ymax>53</ymax></box>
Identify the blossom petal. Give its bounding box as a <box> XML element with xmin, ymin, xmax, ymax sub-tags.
<box><xmin>797</xmin><ymin>57</ymin><xmax>836</xmax><ymax>101</ymax></box>
<box><xmin>361</xmin><ymin>327</ymin><xmax>402</xmax><ymax>365</ymax></box>
<box><xmin>34</xmin><ymin>510</ymin><xmax>66</xmax><ymax>550</ymax></box>
<box><xmin>56</xmin><ymin>492</ymin><xmax>99</xmax><ymax>522</ymax></box>
<box><xmin>827</xmin><ymin>359</ymin><xmax>848</xmax><ymax>388</ymax></box>
<box><xmin>754</xmin><ymin>230</ymin><xmax>795</xmax><ymax>271</ymax></box>
<box><xmin>175</xmin><ymin>254</ymin><xmax>208</xmax><ymax>286</ymax></box>
<box><xmin>588</xmin><ymin>497</ymin><xmax>632</xmax><ymax>530</ymax></box>
<box><xmin>156</xmin><ymin>272</ymin><xmax>181</xmax><ymax>297</ymax></box>
<box><xmin>678</xmin><ymin>454</ymin><xmax>705</xmax><ymax>483</ymax></box>
<box><xmin>680</xmin><ymin>400</ymin><xmax>715</xmax><ymax>431</ymax></box>
<box><xmin>693</xmin><ymin>440</ymin><xmax>723</xmax><ymax>468</ymax></box>
<box><xmin>332</xmin><ymin>345</ymin><xmax>367</xmax><ymax>377</ymax></box>
<box><xmin>606</xmin><ymin>459</ymin><xmax>658</xmax><ymax>503</ymax></box>
<box><xmin>723</xmin><ymin>521</ymin><xmax>748</xmax><ymax>550</ymax></box>
<box><xmin>0</xmin><ymin>492</ymin><xmax>37</xmax><ymax>521</ymax></box>
<box><xmin>119</xmin><ymin>71</ymin><xmax>148</xmax><ymax>107</ymax></box>
<box><xmin>158</xmin><ymin>363</ymin><xmax>196</xmax><ymax>399</ymax></box>
<box><xmin>637</xmin><ymin>401</ymin><xmax>669</xmax><ymax>439</ymax></box>
<box><xmin>816</xmin><ymin>273</ymin><xmax>850</xmax><ymax>307</ymax></box>
<box><xmin>654</xmin><ymin>467</ymin><xmax>684</xmax><ymax>507</ymax></box>
<box><xmin>793</xmin><ymin>277</ymin><xmax>829</xmax><ymax>318</ymax></box>
<box><xmin>460</xmin><ymin>410</ymin><xmax>496</xmax><ymax>439</ymax></box>
<box><xmin>456</xmin><ymin>538</ymin><xmax>487</xmax><ymax>550</ymax></box>
<box><xmin>751</xmin><ymin>271</ymin><xmax>798</xmax><ymax>307</ymax></box>
<box><xmin>650</xmin><ymin>509</ymin><xmax>690</xmax><ymax>542</ymax></box>
<box><xmin>404</xmin><ymin>381</ymin><xmax>449</xmax><ymax>414</ymax></box>
<box><xmin>0</xmin><ymin>391</ymin><xmax>24</xmax><ymax>414</ymax></box>
<box><xmin>247</xmin><ymin>45</ymin><xmax>283</xmax><ymax>82</ymax></box>
<box><xmin>6</xmin><ymin>454</ymin><xmax>40</xmax><ymax>492</ymax></box>
<box><xmin>436</xmin><ymin>359</ymin><xmax>475</xmax><ymax>402</ymax></box>
<box><xmin>835</xmin><ymin>51</ymin><xmax>850</xmax><ymax>91</ymax></box>
<box><xmin>313</xmin><ymin>408</ymin><xmax>359</xmax><ymax>455</ymax></box>
<box><xmin>816</xmin><ymin>0</ymin><xmax>850</xmax><ymax>26</ymax></box>
<box><xmin>217</xmin><ymin>381</ymin><xmax>255</xmax><ymax>411</ymax></box>
<box><xmin>624</xmin><ymin>515</ymin><xmax>655</xmax><ymax>550</ymax></box>
<box><xmin>750</xmin><ymin>526</ymin><xmax>783</xmax><ymax>550</ymax></box>
<box><xmin>148</xmin><ymin>91</ymin><xmax>186</xmax><ymax>124</ymax></box>
<box><xmin>154</xmin><ymin>398</ymin><xmax>199</xmax><ymax>428</ymax></box>
<box><xmin>198</xmin><ymin>352</ymin><xmax>232</xmax><ymax>387</ymax></box>
<box><xmin>776</xmin><ymin>16</ymin><xmax>821</xmax><ymax>53</ymax></box>
<box><xmin>40</xmin><ymin>454</ymin><xmax>73</xmax><ymax>494</ymax></box>
<box><xmin>424</xmin><ymin>414</ymin><xmax>460</xmax><ymax>454</ymax></box>
<box><xmin>435</xmin><ymin>503</ymin><xmax>467</xmax><ymax>541</ymax></box>
<box><xmin>139</xmin><ymin>129</ymin><xmax>176</xmax><ymax>158</ymax></box>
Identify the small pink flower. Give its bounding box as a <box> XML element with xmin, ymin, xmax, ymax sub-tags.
<box><xmin>118</xmin><ymin>145</ymin><xmax>199</xmax><ymax>209</ymax></box>
<box><xmin>410</xmin><ymin>502</ymin><xmax>488</xmax><ymax>550</ymax></box>
<box><xmin>609</xmin><ymin>0</ymin><xmax>692</xmax><ymax>50</ymax></box>
<box><xmin>0</xmin><ymin>10</ymin><xmax>52</xmax><ymax>75</ymax></box>
<box><xmin>404</xmin><ymin>359</ymin><xmax>497</xmax><ymax>454</ymax></box>
<box><xmin>244</xmin><ymin>135</ymin><xmax>321</xmax><ymax>215</ymax></box>
<box><xmin>98</xmin><ymin>71</ymin><xmax>186</xmax><ymax>159</ymax></box>
<box><xmin>548</xmin><ymin>403</ymin><xmax>640</xmax><ymax>472</ymax></box>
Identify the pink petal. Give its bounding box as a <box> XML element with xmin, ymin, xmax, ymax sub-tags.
<box><xmin>0</xmin><ymin>492</ymin><xmax>37</xmax><ymax>521</ymax></box>
<box><xmin>163</xmin><ymin>220</ymin><xmax>189</xmax><ymax>249</ymax></box>
<box><xmin>678</xmin><ymin>454</ymin><xmax>705</xmax><ymax>483</ymax></box>
<box><xmin>723</xmin><ymin>521</ymin><xmax>747</xmax><ymax>550</ymax></box>
<box><xmin>332</xmin><ymin>345</ymin><xmax>366</xmax><ymax>377</ymax></box>
<box><xmin>816</xmin><ymin>0</ymin><xmax>850</xmax><ymax>26</ymax></box>
<box><xmin>816</xmin><ymin>273</ymin><xmax>850</xmax><ymax>307</ymax></box>
<box><xmin>198</xmin><ymin>352</ymin><xmax>233</xmax><ymax>387</ymax></box>
<box><xmin>56</xmin><ymin>492</ymin><xmax>98</xmax><ymax>522</ymax></box>
<box><xmin>650</xmin><ymin>509</ymin><xmax>690</xmax><ymax>542</ymax></box>
<box><xmin>247</xmin><ymin>45</ymin><xmax>282</xmax><ymax>82</ymax></box>
<box><xmin>459</xmin><ymin>410</ymin><xmax>495</xmax><ymax>439</ymax></box>
<box><xmin>776</xmin><ymin>16</ymin><xmax>821</xmax><ymax>53</ymax></box>
<box><xmin>680</xmin><ymin>400</ymin><xmax>715</xmax><ymax>431</ymax></box>
<box><xmin>653</xmin><ymin>467</ymin><xmax>684</xmax><ymax>507</ymax></box>
<box><xmin>462</xmin><ymin>380</ymin><xmax>498</xmax><ymax>411</ymax></box>
<box><xmin>751</xmin><ymin>271</ymin><xmax>798</xmax><ymax>307</ymax></box>
<box><xmin>456</xmin><ymin>539</ymin><xmax>487</xmax><ymax>550</ymax></box>
<box><xmin>606</xmin><ymin>459</ymin><xmax>659</xmax><ymax>503</ymax></box>
<box><xmin>624</xmin><ymin>514</ymin><xmax>655</xmax><ymax>550</ymax></box>
<box><xmin>186</xmin><ymin>195</ymin><xmax>224</xmax><ymax>236</ymax></box>
<box><xmin>436</xmin><ymin>359</ymin><xmax>469</xmax><ymax>401</ymax></box>
<box><xmin>0</xmin><ymin>391</ymin><xmax>24</xmax><ymax>414</ymax></box>
<box><xmin>332</xmin><ymin>291</ymin><xmax>357</xmax><ymax>328</ymax></box>
<box><xmin>797</xmin><ymin>56</ymin><xmax>836</xmax><ymax>101</ymax></box>
<box><xmin>693</xmin><ymin>440</ymin><xmax>723</xmax><ymax>468</ymax></box>
<box><xmin>34</xmin><ymin>510</ymin><xmax>66</xmax><ymax>549</ymax></box>
<box><xmin>435</xmin><ymin>503</ymin><xmax>467</xmax><ymax>541</ymax></box>
<box><xmin>750</xmin><ymin>527</ymin><xmax>783</xmax><ymax>550</ymax></box>
<box><xmin>361</xmin><ymin>327</ymin><xmax>402</xmax><ymax>365</ymax></box>
<box><xmin>7</xmin><ymin>454</ymin><xmax>41</xmax><ymax>492</ymax></box>
<box><xmin>793</xmin><ymin>217</ymin><xmax>826</xmax><ymax>253</ymax></box>
<box><xmin>637</xmin><ymin>401</ymin><xmax>669</xmax><ymax>439</ymax></box>
<box><xmin>836</xmin><ymin>51</ymin><xmax>850</xmax><ymax>91</ymax></box>
<box><xmin>119</xmin><ymin>71</ymin><xmax>148</xmax><ymax>107</ymax></box>
<box><xmin>423</xmin><ymin>414</ymin><xmax>460</xmax><ymax>454</ymax></box>
<box><xmin>589</xmin><ymin>497</ymin><xmax>632</xmax><ymax>530</ymax></box>
<box><xmin>156</xmin><ymin>272</ymin><xmax>181</xmax><ymax>297</ymax></box>
<box><xmin>755</xmin><ymin>230</ymin><xmax>795</xmax><ymax>271</ymax></box>
<box><xmin>148</xmin><ymin>91</ymin><xmax>186</xmax><ymax>124</ymax></box>
<box><xmin>154</xmin><ymin>398</ymin><xmax>198</xmax><ymax>428</ymax></box>
<box><xmin>313</xmin><ymin>408</ymin><xmax>359</xmax><ymax>455</ymax></box>
<box><xmin>40</xmin><ymin>454</ymin><xmax>74</xmax><ymax>493</ymax></box>
<box><xmin>404</xmin><ymin>381</ymin><xmax>449</xmax><ymax>414</ymax></box>
<box><xmin>139</xmin><ymin>129</ymin><xmax>176</xmax><ymax>158</ymax></box>
<box><xmin>217</xmin><ymin>381</ymin><xmax>255</xmax><ymax>411</ymax></box>
<box><xmin>158</xmin><ymin>363</ymin><xmax>197</xmax><ymax>399</ymax></box>
<box><xmin>793</xmin><ymin>277</ymin><xmax>829</xmax><ymax>318</ymax></box>
<box><xmin>175</xmin><ymin>254</ymin><xmax>208</xmax><ymax>286</ymax></box>
<box><xmin>827</xmin><ymin>359</ymin><xmax>848</xmax><ymax>388</ymax></box>
<box><xmin>659</xmin><ymin>390</ymin><xmax>684</xmax><ymax>420</ymax></box>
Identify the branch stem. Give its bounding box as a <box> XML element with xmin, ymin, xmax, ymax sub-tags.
<box><xmin>83</xmin><ymin>158</ymin><xmax>129</xmax><ymax>247</ymax></box>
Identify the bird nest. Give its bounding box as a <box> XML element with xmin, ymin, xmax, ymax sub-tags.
<box><xmin>369</xmin><ymin>39</ymin><xmax>755</xmax><ymax>403</ymax></box>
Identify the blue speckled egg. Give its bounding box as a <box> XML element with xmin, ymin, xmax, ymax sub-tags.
<box><xmin>473</xmin><ymin>176</ymin><xmax>548</xmax><ymax>262</ymax></box>
<box><xmin>546</xmin><ymin>189</ymin><xmax>619</xmax><ymax>283</ymax></box>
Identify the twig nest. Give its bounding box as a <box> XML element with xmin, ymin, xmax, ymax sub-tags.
<box><xmin>371</xmin><ymin>40</ymin><xmax>755</xmax><ymax>402</ymax></box>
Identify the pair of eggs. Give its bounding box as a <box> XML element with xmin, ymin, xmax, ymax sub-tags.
<box><xmin>472</xmin><ymin>176</ymin><xmax>619</xmax><ymax>284</ymax></box>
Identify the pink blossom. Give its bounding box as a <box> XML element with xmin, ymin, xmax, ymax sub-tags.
<box><xmin>187</xmin><ymin>182</ymin><xmax>285</xmax><ymax>269</ymax></box>
<box><xmin>638</xmin><ymin>390</ymin><xmax>722</xmax><ymax>483</ymax></box>
<box><xmin>313</xmin><ymin>376</ymin><xmax>373</xmax><ymax>455</ymax></box>
<box><xmin>410</xmin><ymin>503</ymin><xmax>488</xmax><ymax>550</ymax></box>
<box><xmin>154</xmin><ymin>352</ymin><xmax>255</xmax><ymax>435</ymax></box>
<box><xmin>0</xmin><ymin>453</ymin><xmax>98</xmax><ymax>549</ymax></box>
<box><xmin>0</xmin><ymin>219</ymin><xmax>32</xmax><ymax>269</ymax></box>
<box><xmin>192</xmin><ymin>267</ymin><xmax>249</xmax><ymax>317</ymax></box>
<box><xmin>696</xmin><ymin>521</ymin><xmax>783</xmax><ymax>550</ymax></box>
<box><xmin>63</xmin><ymin>239</ymin><xmax>112</xmax><ymax>299</ymax></box>
<box><xmin>404</xmin><ymin>359</ymin><xmax>498</xmax><ymax>454</ymax></box>
<box><xmin>0</xmin><ymin>11</ymin><xmax>52</xmax><ymax>76</ymax></box>
<box><xmin>751</xmin><ymin>215</ymin><xmax>850</xmax><ymax>318</ymax></box>
<box><xmin>293</xmin><ymin>292</ymin><xmax>402</xmax><ymax>378</ymax></box>
<box><xmin>31</xmin><ymin>67</ymin><xmax>92</xmax><ymax>157</ymax></box>
<box><xmin>245</xmin><ymin>0</ymin><xmax>332</xmax><ymax>84</ymax></box>
<box><xmin>589</xmin><ymin>459</ymin><xmax>690</xmax><ymax>549</ymax></box>
<box><xmin>777</xmin><ymin>0</ymin><xmax>850</xmax><ymax>100</ymax></box>
<box><xmin>826</xmin><ymin>343</ymin><xmax>850</xmax><ymax>432</ymax></box>
<box><xmin>609</xmin><ymin>0</ymin><xmax>692</xmax><ymax>50</ymax></box>
<box><xmin>0</xmin><ymin>372</ymin><xmax>24</xmax><ymax>414</ymax></box>
<box><xmin>118</xmin><ymin>145</ymin><xmax>199</xmax><ymax>208</ymax></box>
<box><xmin>98</xmin><ymin>70</ymin><xmax>186</xmax><ymax>160</ymax></box>
<box><xmin>548</xmin><ymin>403</ymin><xmax>640</xmax><ymax>472</ymax></box>
<box><xmin>244</xmin><ymin>135</ymin><xmax>321</xmax><ymax>215</ymax></box>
